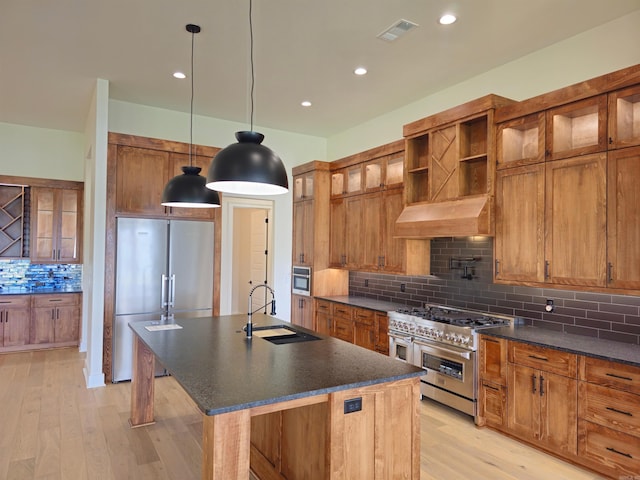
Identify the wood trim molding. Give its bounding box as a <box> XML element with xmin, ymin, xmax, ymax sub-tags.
<box><xmin>495</xmin><ymin>63</ymin><xmax>640</xmax><ymax>123</ymax></box>
<box><xmin>108</xmin><ymin>132</ymin><xmax>221</xmax><ymax>157</ymax></box>
<box><xmin>330</xmin><ymin>139</ymin><xmax>405</xmax><ymax>170</ymax></box>
<box><xmin>0</xmin><ymin>175</ymin><xmax>83</xmax><ymax>190</ymax></box>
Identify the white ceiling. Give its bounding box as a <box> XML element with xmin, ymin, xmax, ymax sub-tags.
<box><xmin>2</xmin><ymin>0</ymin><xmax>640</xmax><ymax>137</ymax></box>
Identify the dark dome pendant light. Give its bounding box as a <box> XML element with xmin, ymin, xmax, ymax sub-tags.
<box><xmin>162</xmin><ymin>24</ymin><xmax>221</xmax><ymax>208</ymax></box>
<box><xmin>206</xmin><ymin>0</ymin><xmax>289</xmax><ymax>196</ymax></box>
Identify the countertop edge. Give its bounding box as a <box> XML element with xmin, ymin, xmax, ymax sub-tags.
<box><xmin>314</xmin><ymin>295</ymin><xmax>404</xmax><ymax>313</ymax></box>
<box><xmin>481</xmin><ymin>325</ymin><xmax>640</xmax><ymax>368</ymax></box>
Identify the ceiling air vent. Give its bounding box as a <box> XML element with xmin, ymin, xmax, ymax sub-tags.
<box><xmin>377</xmin><ymin>19</ymin><xmax>419</xmax><ymax>42</ymax></box>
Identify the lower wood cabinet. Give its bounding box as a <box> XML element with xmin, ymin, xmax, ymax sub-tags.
<box><xmin>313</xmin><ymin>299</ymin><xmax>389</xmax><ymax>355</ymax></box>
<box><xmin>0</xmin><ymin>295</ymin><xmax>30</xmax><ymax>347</ymax></box>
<box><xmin>0</xmin><ymin>293</ymin><xmax>81</xmax><ymax>352</ymax></box>
<box><xmin>477</xmin><ymin>335</ymin><xmax>640</xmax><ymax>478</ymax></box>
<box><xmin>30</xmin><ymin>293</ymin><xmax>81</xmax><ymax>346</ymax></box>
<box><xmin>291</xmin><ymin>294</ymin><xmax>313</xmax><ymax>330</ymax></box>
<box><xmin>577</xmin><ymin>356</ymin><xmax>640</xmax><ymax>478</ymax></box>
<box><xmin>507</xmin><ymin>362</ymin><xmax>578</xmax><ymax>455</ymax></box>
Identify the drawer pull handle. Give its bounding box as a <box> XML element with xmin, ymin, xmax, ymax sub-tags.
<box><xmin>528</xmin><ymin>355</ymin><xmax>548</xmax><ymax>361</ymax></box>
<box><xmin>606</xmin><ymin>406</ymin><xmax>632</xmax><ymax>417</ymax></box>
<box><xmin>605</xmin><ymin>373</ymin><xmax>633</xmax><ymax>381</ymax></box>
<box><xmin>606</xmin><ymin>447</ymin><xmax>633</xmax><ymax>459</ymax></box>
<box><xmin>484</xmin><ymin>384</ymin><xmax>499</xmax><ymax>391</ymax></box>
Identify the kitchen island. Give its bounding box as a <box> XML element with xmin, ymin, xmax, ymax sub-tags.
<box><xmin>129</xmin><ymin>314</ymin><xmax>423</xmax><ymax>480</ymax></box>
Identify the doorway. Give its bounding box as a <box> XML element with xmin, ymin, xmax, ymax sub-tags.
<box><xmin>220</xmin><ymin>197</ymin><xmax>274</xmax><ymax>315</ymax></box>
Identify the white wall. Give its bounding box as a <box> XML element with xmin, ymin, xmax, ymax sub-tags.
<box><xmin>326</xmin><ymin>10</ymin><xmax>640</xmax><ymax>160</ymax></box>
<box><xmin>0</xmin><ymin>122</ymin><xmax>84</xmax><ymax>180</ymax></box>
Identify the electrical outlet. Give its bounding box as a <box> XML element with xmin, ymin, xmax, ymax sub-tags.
<box><xmin>344</xmin><ymin>397</ymin><xmax>362</xmax><ymax>414</ymax></box>
<box><xmin>400</xmin><ymin>283</ymin><xmax>406</xmax><ymax>292</ymax></box>
<box><xmin>545</xmin><ymin>299</ymin><xmax>554</xmax><ymax>312</ymax></box>
<box><xmin>364</xmin><ymin>279</ymin><xmax>369</xmax><ymax>287</ymax></box>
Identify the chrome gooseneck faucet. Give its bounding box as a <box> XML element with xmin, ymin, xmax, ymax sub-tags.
<box><xmin>246</xmin><ymin>283</ymin><xmax>276</xmax><ymax>338</ymax></box>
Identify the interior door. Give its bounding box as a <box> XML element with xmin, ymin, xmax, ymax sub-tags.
<box><xmin>249</xmin><ymin>210</ymin><xmax>269</xmax><ymax>314</ymax></box>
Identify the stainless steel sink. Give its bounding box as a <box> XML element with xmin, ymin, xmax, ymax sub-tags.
<box><xmin>252</xmin><ymin>325</ymin><xmax>321</xmax><ymax>344</ymax></box>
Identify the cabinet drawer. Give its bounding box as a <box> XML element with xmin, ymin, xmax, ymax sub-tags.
<box><xmin>332</xmin><ymin>305</ymin><xmax>352</xmax><ymax>320</ymax></box>
<box><xmin>32</xmin><ymin>293</ymin><xmax>80</xmax><ymax>308</ymax></box>
<box><xmin>0</xmin><ymin>295</ymin><xmax>30</xmax><ymax>308</ymax></box>
<box><xmin>579</xmin><ymin>356</ymin><xmax>640</xmax><ymax>396</ymax></box>
<box><xmin>353</xmin><ymin>308</ymin><xmax>374</xmax><ymax>326</ymax></box>
<box><xmin>333</xmin><ymin>318</ymin><xmax>353</xmax><ymax>343</ymax></box>
<box><xmin>579</xmin><ymin>382</ymin><xmax>640</xmax><ymax>436</ymax></box>
<box><xmin>316</xmin><ymin>299</ymin><xmax>331</xmax><ymax>313</ymax></box>
<box><xmin>578</xmin><ymin>420</ymin><xmax>640</xmax><ymax>478</ymax></box>
<box><xmin>508</xmin><ymin>341</ymin><xmax>577</xmax><ymax>377</ymax></box>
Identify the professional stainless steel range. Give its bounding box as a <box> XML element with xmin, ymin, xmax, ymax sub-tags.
<box><xmin>388</xmin><ymin>304</ymin><xmax>516</xmax><ymax>422</ymax></box>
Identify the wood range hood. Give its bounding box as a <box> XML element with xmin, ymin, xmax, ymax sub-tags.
<box><xmin>394</xmin><ymin>194</ymin><xmax>493</xmax><ymax>238</ymax></box>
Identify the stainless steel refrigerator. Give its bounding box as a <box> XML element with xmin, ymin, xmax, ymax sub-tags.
<box><xmin>113</xmin><ymin>217</ymin><xmax>215</xmax><ymax>382</ymax></box>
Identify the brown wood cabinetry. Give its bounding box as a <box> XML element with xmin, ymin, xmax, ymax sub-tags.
<box><xmin>290</xmin><ymin>294</ymin><xmax>313</xmax><ymax>330</ymax></box>
<box><xmin>608</xmin><ymin>84</ymin><xmax>640</xmax><ymax>149</ymax></box>
<box><xmin>546</xmin><ymin>96</ymin><xmax>607</xmax><ymax>162</ymax></box>
<box><xmin>577</xmin><ymin>356</ymin><xmax>640</xmax><ymax>478</ymax></box>
<box><xmin>329</xmin><ymin>198</ymin><xmax>346</xmax><ymax>267</ymax></box>
<box><xmin>480</xmin><ymin>336</ymin><xmax>640</xmax><ymax>478</ymax></box>
<box><xmin>494</xmin><ymin>163</ymin><xmax>545</xmax><ymax>283</ymax></box>
<box><xmin>115</xmin><ymin>145</ymin><xmax>216</xmax><ymax>220</ymax></box>
<box><xmin>0</xmin><ymin>185</ymin><xmax>26</xmax><ymax>258</ymax></box>
<box><xmin>477</xmin><ymin>335</ymin><xmax>507</xmax><ymax>429</ymax></box>
<box><xmin>353</xmin><ymin>307</ymin><xmax>374</xmax><ymax>350</ymax></box>
<box><xmin>374</xmin><ymin>312</ymin><xmax>389</xmax><ymax>355</ymax></box>
<box><xmin>292</xmin><ymin>199</ymin><xmax>314</xmax><ymax>265</ymax></box>
<box><xmin>31</xmin><ymin>187</ymin><xmax>82</xmax><ymax>263</ymax></box>
<box><xmin>506</xmin><ymin>342</ymin><xmax>578</xmax><ymax>456</ymax></box>
<box><xmin>315</xmin><ymin>299</ymin><xmax>332</xmax><ymax>335</ymax></box>
<box><xmin>332</xmin><ymin>304</ymin><xmax>354</xmax><ymax>343</ymax></box>
<box><xmin>545</xmin><ymin>153</ymin><xmax>607</xmax><ymax>287</ymax></box>
<box><xmin>312</xmin><ymin>300</ymin><xmax>389</xmax><ymax>355</ymax></box>
<box><xmin>30</xmin><ymin>293</ymin><xmax>81</xmax><ymax>346</ymax></box>
<box><xmin>496</xmin><ymin>113</ymin><xmax>545</xmax><ymax>169</ymax></box>
<box><xmin>607</xmin><ymin>145</ymin><xmax>640</xmax><ymax>289</ymax></box>
<box><xmin>0</xmin><ymin>295</ymin><xmax>30</xmax><ymax>347</ymax></box>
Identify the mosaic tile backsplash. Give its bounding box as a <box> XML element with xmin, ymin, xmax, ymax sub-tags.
<box><xmin>0</xmin><ymin>259</ymin><xmax>82</xmax><ymax>290</ymax></box>
<box><xmin>350</xmin><ymin>237</ymin><xmax>640</xmax><ymax>345</ymax></box>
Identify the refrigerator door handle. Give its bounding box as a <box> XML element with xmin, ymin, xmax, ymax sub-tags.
<box><xmin>161</xmin><ymin>274</ymin><xmax>168</xmax><ymax>308</ymax></box>
<box><xmin>169</xmin><ymin>274</ymin><xmax>176</xmax><ymax>308</ymax></box>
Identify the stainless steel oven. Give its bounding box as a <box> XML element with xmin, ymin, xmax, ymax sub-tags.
<box><xmin>413</xmin><ymin>339</ymin><xmax>476</xmax><ymax>417</ymax></box>
<box><xmin>291</xmin><ymin>266</ymin><xmax>311</xmax><ymax>296</ymax></box>
<box><xmin>389</xmin><ymin>332</ymin><xmax>414</xmax><ymax>364</ymax></box>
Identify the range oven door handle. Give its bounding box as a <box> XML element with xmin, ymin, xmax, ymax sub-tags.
<box><xmin>413</xmin><ymin>340</ymin><xmax>472</xmax><ymax>360</ymax></box>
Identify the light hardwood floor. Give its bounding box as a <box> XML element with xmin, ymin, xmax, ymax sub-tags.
<box><xmin>0</xmin><ymin>348</ymin><xmax>606</xmax><ymax>480</ymax></box>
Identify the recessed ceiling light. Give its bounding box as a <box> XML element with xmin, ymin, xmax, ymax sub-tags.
<box><xmin>173</xmin><ymin>71</ymin><xmax>186</xmax><ymax>79</ymax></box>
<box><xmin>354</xmin><ymin>67</ymin><xmax>367</xmax><ymax>76</ymax></box>
<box><xmin>439</xmin><ymin>14</ymin><xmax>457</xmax><ymax>25</ymax></box>
<box><xmin>301</xmin><ymin>100</ymin><xmax>312</xmax><ymax>107</ymax></box>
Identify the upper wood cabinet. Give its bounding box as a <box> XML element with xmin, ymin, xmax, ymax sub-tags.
<box><xmin>608</xmin><ymin>84</ymin><xmax>640</xmax><ymax>150</ymax></box>
<box><xmin>403</xmin><ymin>95</ymin><xmax>513</xmax><ymax>205</ymax></box>
<box><xmin>0</xmin><ymin>185</ymin><xmax>26</xmax><ymax>258</ymax></box>
<box><xmin>362</xmin><ymin>154</ymin><xmax>404</xmax><ymax>193</ymax></box>
<box><xmin>292</xmin><ymin>199</ymin><xmax>314</xmax><ymax>265</ymax></box>
<box><xmin>329</xmin><ymin>198</ymin><xmax>346</xmax><ymax>268</ymax></box>
<box><xmin>30</xmin><ymin>187</ymin><xmax>82</xmax><ymax>264</ymax></box>
<box><xmin>330</xmin><ymin>164</ymin><xmax>363</xmax><ymax>197</ymax></box>
<box><xmin>494</xmin><ymin>163</ymin><xmax>545</xmax><ymax>283</ymax></box>
<box><xmin>293</xmin><ymin>171</ymin><xmax>315</xmax><ymax>201</ymax></box>
<box><xmin>497</xmin><ymin>113</ymin><xmax>545</xmax><ymax>169</ymax></box>
<box><xmin>546</xmin><ymin>95</ymin><xmax>608</xmax><ymax>161</ymax></box>
<box><xmin>607</xmin><ymin>146</ymin><xmax>640</xmax><ymax>289</ymax></box>
<box><xmin>545</xmin><ymin>153</ymin><xmax>607</xmax><ymax>287</ymax></box>
<box><xmin>115</xmin><ymin>146</ymin><xmax>216</xmax><ymax>220</ymax></box>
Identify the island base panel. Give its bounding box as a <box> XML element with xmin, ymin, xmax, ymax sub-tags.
<box><xmin>129</xmin><ymin>336</ymin><xmax>156</xmax><ymax>427</ymax></box>
<box><xmin>203</xmin><ymin>410</ymin><xmax>251</xmax><ymax>480</ymax></box>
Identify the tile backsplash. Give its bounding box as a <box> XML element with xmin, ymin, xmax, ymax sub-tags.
<box><xmin>0</xmin><ymin>259</ymin><xmax>82</xmax><ymax>290</ymax></box>
<box><xmin>350</xmin><ymin>237</ymin><xmax>640</xmax><ymax>345</ymax></box>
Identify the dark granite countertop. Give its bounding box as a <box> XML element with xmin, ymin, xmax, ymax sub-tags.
<box><xmin>314</xmin><ymin>295</ymin><xmax>403</xmax><ymax>313</ymax></box>
<box><xmin>0</xmin><ymin>286</ymin><xmax>82</xmax><ymax>295</ymax></box>
<box><xmin>481</xmin><ymin>325</ymin><xmax>640</xmax><ymax>368</ymax></box>
<box><xmin>129</xmin><ymin>314</ymin><xmax>423</xmax><ymax>416</ymax></box>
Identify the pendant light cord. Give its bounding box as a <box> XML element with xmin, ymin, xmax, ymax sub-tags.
<box><xmin>189</xmin><ymin>27</ymin><xmax>195</xmax><ymax>166</ymax></box>
<box><xmin>249</xmin><ymin>0</ymin><xmax>255</xmax><ymax>132</ymax></box>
